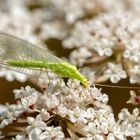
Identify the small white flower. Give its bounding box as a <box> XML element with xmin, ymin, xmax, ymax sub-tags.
<box><xmin>26</xmin><ymin>116</ymin><xmax>47</xmax><ymax>134</ymax></box>
<box><xmin>28</xmin><ymin>128</ymin><xmax>42</xmax><ymax>140</ymax></box>
<box><xmin>0</xmin><ymin>68</ymin><xmax>27</xmax><ymax>82</ymax></box>
<box><xmin>12</xmin><ymin>135</ymin><xmax>28</xmax><ymax>140</ymax></box>
<box><xmin>13</xmin><ymin>86</ymin><xmax>39</xmax><ymax>108</ymax></box>
<box><xmin>0</xmin><ymin>111</ymin><xmax>17</xmax><ymax>128</ymax></box>
<box><xmin>43</xmin><ymin>94</ymin><xmax>60</xmax><ymax>109</ymax></box>
<box><xmin>129</xmin><ymin>65</ymin><xmax>140</xmax><ymax>84</ymax></box>
<box><xmin>93</xmin><ymin>134</ymin><xmax>105</xmax><ymax>140</ymax></box>
<box><xmin>123</xmin><ymin>39</ymin><xmax>140</xmax><ymax>63</ymax></box>
<box><xmin>39</xmin><ymin>126</ymin><xmax>64</xmax><ymax>140</ymax></box>
<box><xmin>93</xmin><ymin>38</ymin><xmax>114</xmax><ymax>57</ymax></box>
<box><xmin>0</xmin><ymin>105</ymin><xmax>7</xmax><ymax>114</ymax></box>
<box><xmin>90</xmin><ymin>86</ymin><xmax>109</xmax><ymax>104</ymax></box>
<box><xmin>21</xmin><ymin>91</ymin><xmax>38</xmax><ymax>108</ymax></box>
<box><xmin>39</xmin><ymin>109</ymin><xmax>50</xmax><ymax>121</ymax></box>
<box><xmin>118</xmin><ymin>108</ymin><xmax>140</xmax><ymax>138</ymax></box>
<box><xmin>127</xmin><ymin>91</ymin><xmax>138</xmax><ymax>105</ymax></box>
<box><xmin>0</xmin><ymin>119</ymin><xmax>11</xmax><ymax>128</ymax></box>
<box><xmin>83</xmin><ymin>122</ymin><xmax>97</xmax><ymax>134</ymax></box>
<box><xmin>14</xmin><ymin>86</ymin><xmax>37</xmax><ymax>99</ymax></box>
<box><xmin>107</xmin><ymin>133</ymin><xmax>115</xmax><ymax>140</ymax></box>
<box><xmin>69</xmin><ymin>48</ymin><xmax>92</xmax><ymax>66</ymax></box>
<box><xmin>85</xmin><ymin>108</ymin><xmax>95</xmax><ymax>120</ymax></box>
<box><xmin>57</xmin><ymin>104</ymin><xmax>68</xmax><ymax>118</ymax></box>
<box><xmin>68</xmin><ymin>107</ymin><xmax>88</xmax><ymax>124</ymax></box>
<box><xmin>104</xmin><ymin>63</ymin><xmax>127</xmax><ymax>83</ymax></box>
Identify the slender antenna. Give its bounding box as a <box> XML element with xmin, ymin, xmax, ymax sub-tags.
<box><xmin>94</xmin><ymin>83</ymin><xmax>140</xmax><ymax>89</ymax></box>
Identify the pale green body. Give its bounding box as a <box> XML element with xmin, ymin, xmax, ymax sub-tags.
<box><xmin>8</xmin><ymin>60</ymin><xmax>88</xmax><ymax>86</ymax></box>
<box><xmin>0</xmin><ymin>33</ymin><xmax>88</xmax><ymax>86</ymax></box>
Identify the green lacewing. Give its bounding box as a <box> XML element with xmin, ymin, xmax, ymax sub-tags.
<box><xmin>0</xmin><ymin>33</ymin><xmax>88</xmax><ymax>87</ymax></box>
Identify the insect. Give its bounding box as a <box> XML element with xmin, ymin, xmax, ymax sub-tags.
<box><xmin>0</xmin><ymin>33</ymin><xmax>88</xmax><ymax>87</ymax></box>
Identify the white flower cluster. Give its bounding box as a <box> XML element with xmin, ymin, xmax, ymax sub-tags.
<box><xmin>26</xmin><ymin>116</ymin><xmax>64</xmax><ymax>140</ymax></box>
<box><xmin>0</xmin><ymin>79</ymin><xmax>139</xmax><ymax>140</ymax></box>
<box><xmin>63</xmin><ymin>16</ymin><xmax>117</xmax><ymax>56</ymax></box>
<box><xmin>0</xmin><ymin>103</ymin><xmax>25</xmax><ymax>129</ymax></box>
<box><xmin>29</xmin><ymin>0</ymin><xmax>116</xmax><ymax>39</ymax></box>
<box><xmin>0</xmin><ymin>68</ymin><xmax>27</xmax><ymax>82</ymax></box>
<box><xmin>118</xmin><ymin>108</ymin><xmax>140</xmax><ymax>140</ymax></box>
<box><xmin>104</xmin><ymin>63</ymin><xmax>127</xmax><ymax>84</ymax></box>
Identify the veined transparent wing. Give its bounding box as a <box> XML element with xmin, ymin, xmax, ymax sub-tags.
<box><xmin>0</xmin><ymin>33</ymin><xmax>63</xmax><ymax>63</ymax></box>
<box><xmin>0</xmin><ymin>33</ymin><xmax>64</xmax><ymax>77</ymax></box>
